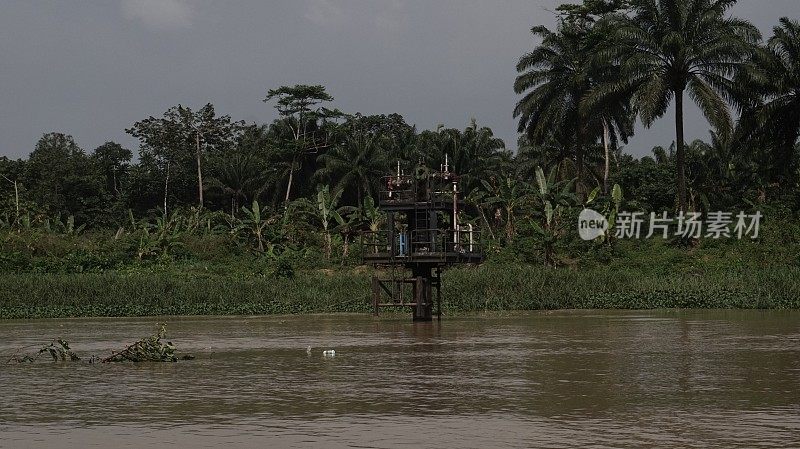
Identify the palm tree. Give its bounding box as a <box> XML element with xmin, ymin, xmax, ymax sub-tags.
<box><xmin>214</xmin><ymin>152</ymin><xmax>271</xmax><ymax>216</ymax></box>
<box><xmin>515</xmin><ymin>20</ymin><xmax>633</xmax><ymax>195</ymax></box>
<box><xmin>589</xmin><ymin>0</ymin><xmax>760</xmax><ymax>211</ymax></box>
<box><xmin>740</xmin><ymin>17</ymin><xmax>800</xmax><ymax>182</ymax></box>
<box><xmin>515</xmin><ymin>25</ymin><xmax>591</xmax><ymax>190</ymax></box>
<box><xmin>455</xmin><ymin>120</ymin><xmax>509</xmax><ymax>193</ymax></box>
<box><xmin>582</xmin><ymin>37</ymin><xmax>635</xmax><ymax>194</ymax></box>
<box><xmin>417</xmin><ymin>120</ymin><xmax>508</xmax><ymax>195</ymax></box>
<box><xmin>316</xmin><ymin>128</ymin><xmax>389</xmax><ymax>207</ymax></box>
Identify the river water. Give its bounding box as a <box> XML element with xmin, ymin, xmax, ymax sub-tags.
<box><xmin>1</xmin><ymin>311</ymin><xmax>799</xmax><ymax>448</ymax></box>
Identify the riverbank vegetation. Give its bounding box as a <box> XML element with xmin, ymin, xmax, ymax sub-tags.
<box><xmin>1</xmin><ymin>0</ymin><xmax>799</xmax><ymax>318</ymax></box>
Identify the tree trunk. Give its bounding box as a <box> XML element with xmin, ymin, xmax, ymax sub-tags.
<box><xmin>575</xmin><ymin>129</ymin><xmax>585</xmax><ymax>199</ymax></box>
<box><xmin>506</xmin><ymin>208</ymin><xmax>514</xmax><ymax>241</ymax></box>
<box><xmin>477</xmin><ymin>205</ymin><xmax>496</xmax><ymax>241</ymax></box>
<box><xmin>163</xmin><ymin>160</ymin><xmax>170</xmax><ymax>219</ymax></box>
<box><xmin>12</xmin><ymin>180</ymin><xmax>19</xmax><ymax>226</ymax></box>
<box><xmin>602</xmin><ymin>120</ymin><xmax>611</xmax><ymax>195</ymax></box>
<box><xmin>196</xmin><ymin>133</ymin><xmax>204</xmax><ymax>208</ymax></box>
<box><xmin>284</xmin><ymin>159</ymin><xmax>295</xmax><ymax>203</ymax></box>
<box><xmin>675</xmin><ymin>90</ymin><xmax>687</xmax><ymax>212</ymax></box>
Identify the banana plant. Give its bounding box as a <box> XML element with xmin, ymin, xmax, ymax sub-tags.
<box><xmin>480</xmin><ymin>176</ymin><xmax>531</xmax><ymax>242</ymax></box>
<box><xmin>187</xmin><ymin>207</ymin><xmax>230</xmax><ymax>236</ymax></box>
<box><xmin>361</xmin><ymin>195</ymin><xmax>384</xmax><ymax>254</ymax></box>
<box><xmin>585</xmin><ymin>183</ymin><xmax>623</xmax><ymax>244</ymax></box>
<box><xmin>239</xmin><ymin>200</ymin><xmax>275</xmax><ymax>253</ymax></box>
<box><xmin>333</xmin><ymin>206</ymin><xmax>361</xmax><ymax>263</ymax></box>
<box><xmin>61</xmin><ymin>214</ymin><xmax>85</xmax><ymax>236</ymax></box>
<box><xmin>528</xmin><ymin>166</ymin><xmax>577</xmax><ymax>266</ymax></box>
<box><xmin>40</xmin><ymin>213</ymin><xmax>86</xmax><ymax>236</ymax></box>
<box><xmin>20</xmin><ymin>212</ymin><xmax>31</xmax><ymax>230</ymax></box>
<box><xmin>316</xmin><ymin>185</ymin><xmax>344</xmax><ymax>260</ymax></box>
<box><xmin>280</xmin><ymin>198</ymin><xmax>317</xmax><ymax>246</ymax></box>
<box><xmin>136</xmin><ymin>211</ymin><xmax>184</xmax><ymax>260</ymax></box>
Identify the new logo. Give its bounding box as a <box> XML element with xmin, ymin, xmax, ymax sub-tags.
<box><xmin>578</xmin><ymin>208</ymin><xmax>608</xmax><ymax>241</ymax></box>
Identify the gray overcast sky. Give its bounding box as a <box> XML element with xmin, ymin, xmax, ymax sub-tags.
<box><xmin>1</xmin><ymin>0</ymin><xmax>798</xmax><ymax>160</ymax></box>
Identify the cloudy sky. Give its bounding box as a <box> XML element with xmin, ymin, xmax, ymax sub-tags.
<box><xmin>1</xmin><ymin>0</ymin><xmax>797</xmax><ymax>159</ymax></box>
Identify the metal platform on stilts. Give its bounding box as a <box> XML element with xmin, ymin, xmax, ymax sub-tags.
<box><xmin>361</xmin><ymin>157</ymin><xmax>484</xmax><ymax>321</ymax></box>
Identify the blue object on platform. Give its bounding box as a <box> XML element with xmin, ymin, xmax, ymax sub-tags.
<box><xmin>399</xmin><ymin>233</ymin><xmax>407</xmax><ymax>256</ymax></box>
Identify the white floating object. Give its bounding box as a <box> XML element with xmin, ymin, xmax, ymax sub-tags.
<box><xmin>306</xmin><ymin>346</ymin><xmax>312</xmax><ymax>355</ymax></box>
<box><xmin>322</xmin><ymin>350</ymin><xmax>336</xmax><ymax>357</ymax></box>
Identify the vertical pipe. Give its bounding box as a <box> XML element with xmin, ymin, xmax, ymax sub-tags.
<box><xmin>452</xmin><ymin>182</ymin><xmax>458</xmax><ymax>231</ymax></box>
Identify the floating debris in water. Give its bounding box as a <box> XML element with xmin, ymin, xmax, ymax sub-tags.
<box><xmin>102</xmin><ymin>324</ymin><xmax>176</xmax><ymax>363</ymax></box>
<box><xmin>322</xmin><ymin>350</ymin><xmax>336</xmax><ymax>357</ymax></box>
<box><xmin>6</xmin><ymin>324</ymin><xmax>189</xmax><ymax>364</ymax></box>
<box><xmin>6</xmin><ymin>339</ymin><xmax>79</xmax><ymax>363</ymax></box>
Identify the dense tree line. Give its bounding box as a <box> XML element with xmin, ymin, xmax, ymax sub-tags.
<box><xmin>0</xmin><ymin>86</ymin><xmax>514</xmax><ymax>230</ymax></box>
<box><xmin>0</xmin><ymin>0</ymin><xmax>798</xmax><ymax>266</ymax></box>
<box><xmin>515</xmin><ymin>0</ymin><xmax>800</xmax><ymax>212</ymax></box>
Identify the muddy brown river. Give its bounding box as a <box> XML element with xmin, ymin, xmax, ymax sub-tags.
<box><xmin>1</xmin><ymin>310</ymin><xmax>799</xmax><ymax>448</ymax></box>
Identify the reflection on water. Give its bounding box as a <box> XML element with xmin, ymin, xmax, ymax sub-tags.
<box><xmin>1</xmin><ymin>310</ymin><xmax>799</xmax><ymax>448</ymax></box>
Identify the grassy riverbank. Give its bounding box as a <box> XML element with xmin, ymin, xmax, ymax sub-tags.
<box><xmin>1</xmin><ymin>216</ymin><xmax>798</xmax><ymax>319</ymax></box>
<box><xmin>2</xmin><ymin>263</ymin><xmax>798</xmax><ymax>319</ymax></box>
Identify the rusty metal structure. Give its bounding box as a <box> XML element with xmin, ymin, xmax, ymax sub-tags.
<box><xmin>362</xmin><ymin>157</ymin><xmax>484</xmax><ymax>321</ymax></box>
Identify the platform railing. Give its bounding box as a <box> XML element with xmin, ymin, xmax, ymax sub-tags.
<box><xmin>379</xmin><ymin>175</ymin><xmax>461</xmax><ymax>204</ymax></box>
<box><xmin>411</xmin><ymin>228</ymin><xmax>483</xmax><ymax>255</ymax></box>
<box><xmin>361</xmin><ymin>227</ymin><xmax>483</xmax><ymax>263</ymax></box>
<box><xmin>360</xmin><ymin>230</ymin><xmax>394</xmax><ymax>257</ymax></box>
<box><xmin>379</xmin><ymin>175</ymin><xmax>415</xmax><ymax>203</ymax></box>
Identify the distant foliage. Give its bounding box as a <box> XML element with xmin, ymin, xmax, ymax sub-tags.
<box><xmin>1</xmin><ymin>7</ymin><xmax>799</xmax><ymax>272</ymax></box>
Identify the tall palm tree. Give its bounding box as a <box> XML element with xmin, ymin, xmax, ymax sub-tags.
<box><xmin>589</xmin><ymin>0</ymin><xmax>760</xmax><ymax>211</ymax></box>
<box><xmin>214</xmin><ymin>152</ymin><xmax>271</xmax><ymax>216</ymax></box>
<box><xmin>582</xmin><ymin>32</ymin><xmax>635</xmax><ymax>194</ymax></box>
<box><xmin>316</xmin><ymin>130</ymin><xmax>389</xmax><ymax>207</ymax></box>
<box><xmin>417</xmin><ymin>120</ymin><xmax>508</xmax><ymax>195</ymax></box>
<box><xmin>514</xmin><ymin>25</ymin><xmax>591</xmax><ymax>190</ymax></box>
<box><xmin>515</xmin><ymin>21</ymin><xmax>633</xmax><ymax>195</ymax></box>
<box><xmin>514</xmin><ymin>135</ymin><xmax>574</xmax><ymax>181</ymax></box>
<box><xmin>740</xmin><ymin>17</ymin><xmax>800</xmax><ymax>182</ymax></box>
<box><xmin>457</xmin><ymin>120</ymin><xmax>509</xmax><ymax>193</ymax></box>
